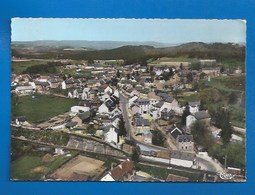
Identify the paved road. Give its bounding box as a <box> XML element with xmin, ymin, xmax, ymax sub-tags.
<box><xmin>119</xmin><ymin>93</ymin><xmax>132</xmax><ymax>139</ymax></box>
<box><xmin>233</xmin><ymin>126</ymin><xmax>246</xmax><ymax>134</ymax></box>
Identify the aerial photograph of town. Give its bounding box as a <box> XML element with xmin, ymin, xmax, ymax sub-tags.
<box><xmin>11</xmin><ymin>18</ymin><xmax>246</xmax><ymax>182</ymax></box>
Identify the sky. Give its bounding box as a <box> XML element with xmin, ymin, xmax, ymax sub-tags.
<box><xmin>11</xmin><ymin>18</ymin><xmax>246</xmax><ymax>43</ymax></box>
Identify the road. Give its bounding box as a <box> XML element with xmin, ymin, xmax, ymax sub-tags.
<box><xmin>119</xmin><ymin>93</ymin><xmax>132</xmax><ymax>139</ymax></box>
<box><xmin>233</xmin><ymin>126</ymin><xmax>246</xmax><ymax>134</ymax></box>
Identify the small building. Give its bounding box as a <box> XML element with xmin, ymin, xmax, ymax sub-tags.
<box><xmin>15</xmin><ymin>85</ymin><xmax>35</xmax><ymax>94</ymax></box>
<box><xmin>15</xmin><ymin>116</ymin><xmax>27</xmax><ymax>126</ymax></box>
<box><xmin>70</xmin><ymin>106</ymin><xmax>90</xmax><ymax>114</ymax></box>
<box><xmin>143</xmin><ymin>130</ymin><xmax>152</xmax><ymax>144</ymax></box>
<box><xmin>104</xmin><ymin>125</ymin><xmax>119</xmax><ymax>147</ymax></box>
<box><xmin>72</xmin><ymin>111</ymin><xmax>91</xmax><ymax>126</ymax></box>
<box><xmin>65</xmin><ymin>121</ymin><xmax>78</xmax><ymax>129</ymax></box>
<box><xmin>137</xmin><ymin>99</ymin><xmax>150</xmax><ymax>114</ymax></box>
<box><xmin>168</xmin><ymin>125</ymin><xmax>183</xmax><ymax>140</ymax></box>
<box><xmin>188</xmin><ymin>101</ymin><xmax>200</xmax><ymax>114</ymax></box>
<box><xmin>100</xmin><ymin>159</ymin><xmax>136</xmax><ymax>181</ymax></box>
<box><xmin>170</xmin><ymin>150</ymin><xmax>196</xmax><ymax>168</ymax></box>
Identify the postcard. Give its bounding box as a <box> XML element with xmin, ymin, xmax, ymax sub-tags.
<box><xmin>10</xmin><ymin>18</ymin><xmax>246</xmax><ymax>182</ymax></box>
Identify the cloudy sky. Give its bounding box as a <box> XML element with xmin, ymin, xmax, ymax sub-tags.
<box><xmin>11</xmin><ymin>18</ymin><xmax>246</xmax><ymax>43</ymax></box>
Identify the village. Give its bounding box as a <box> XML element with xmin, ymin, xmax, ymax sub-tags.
<box><xmin>11</xmin><ymin>56</ymin><xmax>246</xmax><ymax>182</ymax></box>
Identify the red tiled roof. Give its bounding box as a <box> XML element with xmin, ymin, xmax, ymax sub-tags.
<box><xmin>110</xmin><ymin>160</ymin><xmax>135</xmax><ymax>181</ymax></box>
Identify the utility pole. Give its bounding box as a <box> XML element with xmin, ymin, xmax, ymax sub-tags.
<box><xmin>224</xmin><ymin>154</ymin><xmax>228</xmax><ymax>170</ymax></box>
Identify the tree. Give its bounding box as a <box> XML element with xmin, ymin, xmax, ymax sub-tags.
<box><xmin>211</xmin><ymin>107</ymin><xmax>233</xmax><ymax>145</ymax></box>
<box><xmin>131</xmin><ymin>147</ymin><xmax>140</xmax><ymax>164</ymax></box>
<box><xmin>192</xmin><ymin>81</ymin><xmax>199</xmax><ymax>91</ymax></box>
<box><xmin>191</xmin><ymin>121</ymin><xmax>213</xmax><ymax>150</ymax></box>
<box><xmin>118</xmin><ymin>115</ymin><xmax>127</xmax><ymax>137</ymax></box>
<box><xmin>228</xmin><ymin>92</ymin><xmax>238</xmax><ymax>104</ymax></box>
<box><xmin>180</xmin><ymin>63</ymin><xmax>183</xmax><ymax>70</ymax></box>
<box><xmin>173</xmin><ymin>89</ymin><xmax>181</xmax><ymax>98</ymax></box>
<box><xmin>220</xmin><ymin>121</ymin><xmax>233</xmax><ymax>145</ymax></box>
<box><xmin>181</xmin><ymin>103</ymin><xmax>191</xmax><ymax>126</ymax></box>
<box><xmin>186</xmin><ymin>72</ymin><xmax>193</xmax><ymax>83</ymax></box>
<box><xmin>220</xmin><ymin>66</ymin><xmax>225</xmax><ymax>73</ymax></box>
<box><xmin>199</xmin><ymin>99</ymin><xmax>206</xmax><ymax>111</ymax></box>
<box><xmin>151</xmin><ymin>130</ymin><xmax>166</xmax><ymax>147</ymax></box>
<box><xmin>116</xmin><ymin>70</ymin><xmax>121</xmax><ymax>78</ymax></box>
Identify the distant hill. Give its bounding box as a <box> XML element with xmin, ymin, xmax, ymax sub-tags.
<box><xmin>12</xmin><ymin>40</ymin><xmax>179</xmax><ymax>50</ymax></box>
<box><xmin>12</xmin><ymin>42</ymin><xmax>245</xmax><ymax>64</ymax></box>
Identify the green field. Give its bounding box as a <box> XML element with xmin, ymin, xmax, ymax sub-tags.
<box><xmin>12</xmin><ymin>94</ymin><xmax>79</xmax><ymax>123</ymax></box>
<box><xmin>12</xmin><ymin>60</ymin><xmax>48</xmax><ymax>74</ymax></box>
<box><xmin>176</xmin><ymin>75</ymin><xmax>245</xmax><ymax>128</ymax></box>
<box><xmin>199</xmin><ymin>75</ymin><xmax>245</xmax><ymax>92</ymax></box>
<box><xmin>11</xmin><ymin>151</ymin><xmax>78</xmax><ymax>180</ymax></box>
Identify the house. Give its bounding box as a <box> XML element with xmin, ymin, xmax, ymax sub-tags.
<box><xmin>161</xmin><ymin>96</ymin><xmax>179</xmax><ymax>113</ymax></box>
<box><xmin>99</xmin><ymin>93</ymin><xmax>111</xmax><ymax>102</ymax></box>
<box><xmin>170</xmin><ymin>150</ymin><xmax>196</xmax><ymax>168</ymax></box>
<box><xmin>131</xmin><ymin>104</ymin><xmax>140</xmax><ymax>116</ymax></box>
<box><xmin>104</xmin><ymin>86</ymin><xmax>113</xmax><ymax>95</ymax></box>
<box><xmin>134</xmin><ymin>117</ymin><xmax>150</xmax><ymax>134</ymax></box>
<box><xmin>176</xmin><ymin>135</ymin><xmax>194</xmax><ymax>151</ymax></box>
<box><xmin>54</xmin><ymin>148</ymin><xmax>65</xmax><ymax>155</ymax></box>
<box><xmin>15</xmin><ymin>85</ymin><xmax>35</xmax><ymax>94</ymax></box>
<box><xmin>15</xmin><ymin>116</ymin><xmax>27</xmax><ymax>126</ymax></box>
<box><xmin>161</xmin><ymin>108</ymin><xmax>175</xmax><ymax>120</ymax></box>
<box><xmin>137</xmin><ymin>99</ymin><xmax>150</xmax><ymax>114</ymax></box>
<box><xmin>109</xmin><ymin>107</ymin><xmax>122</xmax><ymax>119</ymax></box>
<box><xmin>113</xmin><ymin>89</ymin><xmax>120</xmax><ymax>98</ymax></box>
<box><xmin>143</xmin><ymin>130</ymin><xmax>152</xmax><ymax>144</ymax></box>
<box><xmin>130</xmin><ymin>89</ymin><xmax>140</xmax><ymax>97</ymax></box>
<box><xmin>70</xmin><ymin>106</ymin><xmax>90</xmax><ymax>114</ymax></box>
<box><xmin>72</xmin><ymin>111</ymin><xmax>91</xmax><ymax>126</ymax></box>
<box><xmin>128</xmin><ymin>95</ymin><xmax>138</xmax><ymax>108</ymax></box>
<box><xmin>168</xmin><ymin>125</ymin><xmax>183</xmax><ymax>140</ymax></box>
<box><xmin>34</xmin><ymin>81</ymin><xmax>50</xmax><ymax>91</ymax></box>
<box><xmin>100</xmin><ymin>159</ymin><xmax>136</xmax><ymax>181</ymax></box>
<box><xmin>104</xmin><ymin>125</ymin><xmax>119</xmax><ymax>147</ymax></box>
<box><xmin>62</xmin><ymin>78</ymin><xmax>81</xmax><ymax>89</ymax></box>
<box><xmin>98</xmin><ymin>96</ymin><xmax>119</xmax><ymax>115</ymax></box>
<box><xmin>186</xmin><ymin>111</ymin><xmax>211</xmax><ymax>131</ymax></box>
<box><xmin>48</xmin><ymin>77</ymin><xmax>62</xmax><ymax>88</ymax></box>
<box><xmin>188</xmin><ymin>101</ymin><xmax>200</xmax><ymax>114</ymax></box>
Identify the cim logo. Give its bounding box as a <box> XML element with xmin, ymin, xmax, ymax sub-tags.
<box><xmin>219</xmin><ymin>171</ymin><xmax>236</xmax><ymax>180</ymax></box>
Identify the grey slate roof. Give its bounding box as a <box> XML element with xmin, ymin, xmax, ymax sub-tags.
<box><xmin>164</xmin><ymin>96</ymin><xmax>174</xmax><ymax>103</ymax></box>
<box><xmin>177</xmin><ymin>135</ymin><xmax>193</xmax><ymax>142</ymax></box>
<box><xmin>16</xmin><ymin>116</ymin><xmax>26</xmax><ymax>122</ymax></box>
<box><xmin>135</xmin><ymin>118</ymin><xmax>150</xmax><ymax>126</ymax></box>
<box><xmin>155</xmin><ymin>101</ymin><xmax>164</xmax><ymax>108</ymax></box>
<box><xmin>194</xmin><ymin>111</ymin><xmax>211</xmax><ymax>120</ymax></box>
<box><xmin>156</xmin><ymin>92</ymin><xmax>169</xmax><ymax>98</ymax></box>
<box><xmin>168</xmin><ymin>126</ymin><xmax>183</xmax><ymax>139</ymax></box>
<box><xmin>137</xmin><ymin>99</ymin><xmax>150</xmax><ymax>105</ymax></box>
<box><xmin>189</xmin><ymin>101</ymin><xmax>200</xmax><ymax>107</ymax></box>
<box><xmin>65</xmin><ymin>122</ymin><xmax>78</xmax><ymax>128</ymax></box>
<box><xmin>78</xmin><ymin>111</ymin><xmax>91</xmax><ymax>120</ymax></box>
<box><xmin>171</xmin><ymin>150</ymin><xmax>196</xmax><ymax>161</ymax></box>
